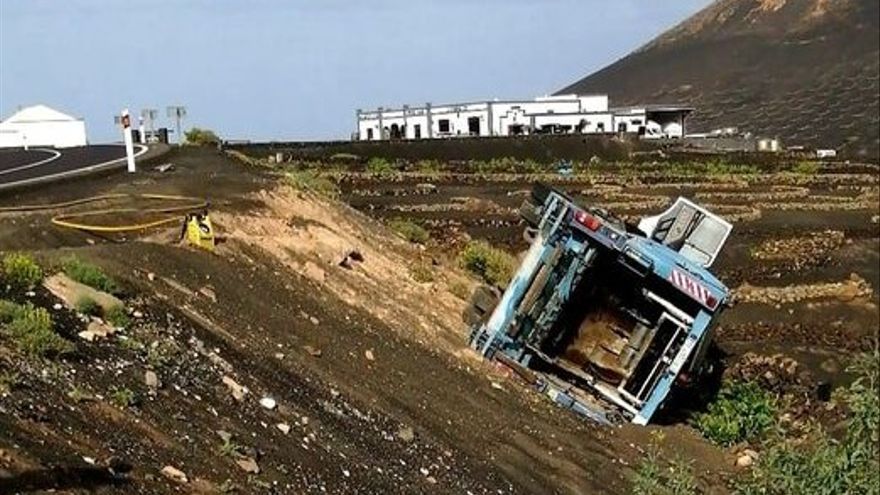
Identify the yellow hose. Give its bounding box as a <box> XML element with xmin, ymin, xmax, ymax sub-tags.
<box><xmin>0</xmin><ymin>194</ymin><xmax>207</xmax><ymax>233</ymax></box>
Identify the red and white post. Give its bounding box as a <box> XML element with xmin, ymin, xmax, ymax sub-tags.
<box><xmin>121</xmin><ymin>108</ymin><xmax>136</xmax><ymax>173</ymax></box>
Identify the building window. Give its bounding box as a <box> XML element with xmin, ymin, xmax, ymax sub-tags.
<box><xmin>467</xmin><ymin>116</ymin><xmax>480</xmax><ymax>135</ymax></box>
<box><xmin>438</xmin><ymin>119</ymin><xmax>450</xmax><ymax>133</ymax></box>
<box><xmin>367</xmin><ymin>128</ymin><xmax>373</xmax><ymax>140</ymax></box>
<box><xmin>632</xmin><ymin>119</ymin><xmax>642</xmax><ymax>125</ymax></box>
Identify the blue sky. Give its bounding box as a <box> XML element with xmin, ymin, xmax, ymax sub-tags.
<box><xmin>0</xmin><ymin>0</ymin><xmax>710</xmax><ymax>142</ymax></box>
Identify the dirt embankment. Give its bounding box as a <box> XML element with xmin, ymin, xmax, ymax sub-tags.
<box><xmin>0</xmin><ymin>148</ymin><xmax>733</xmax><ymax>494</ymax></box>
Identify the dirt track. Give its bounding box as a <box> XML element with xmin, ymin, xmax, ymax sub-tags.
<box><xmin>0</xmin><ymin>148</ymin><xmax>877</xmax><ymax>493</ymax></box>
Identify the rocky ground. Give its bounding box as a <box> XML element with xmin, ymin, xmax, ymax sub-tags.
<box><xmin>0</xmin><ymin>148</ymin><xmax>877</xmax><ymax>494</ymax></box>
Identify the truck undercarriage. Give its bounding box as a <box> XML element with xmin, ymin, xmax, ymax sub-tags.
<box><xmin>468</xmin><ymin>184</ymin><xmax>731</xmax><ymax>424</ymax></box>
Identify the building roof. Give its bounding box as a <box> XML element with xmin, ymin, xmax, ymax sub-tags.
<box><xmin>1</xmin><ymin>104</ymin><xmax>82</xmax><ymax>124</ymax></box>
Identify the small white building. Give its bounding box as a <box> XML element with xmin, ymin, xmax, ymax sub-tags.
<box><xmin>0</xmin><ymin>104</ymin><xmax>88</xmax><ymax>149</ymax></box>
<box><xmin>356</xmin><ymin>95</ymin><xmax>692</xmax><ymax>141</ymax></box>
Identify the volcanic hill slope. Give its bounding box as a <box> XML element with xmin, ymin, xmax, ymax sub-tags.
<box><xmin>559</xmin><ymin>0</ymin><xmax>880</xmax><ymax>158</ymax></box>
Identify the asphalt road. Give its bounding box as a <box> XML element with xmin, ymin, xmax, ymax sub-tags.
<box><xmin>0</xmin><ymin>145</ymin><xmax>146</xmax><ymax>191</ymax></box>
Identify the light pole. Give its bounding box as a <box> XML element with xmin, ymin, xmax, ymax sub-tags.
<box><xmin>141</xmin><ymin>108</ymin><xmax>158</xmax><ymax>143</ymax></box>
<box><xmin>166</xmin><ymin>106</ymin><xmax>187</xmax><ymax>144</ymax></box>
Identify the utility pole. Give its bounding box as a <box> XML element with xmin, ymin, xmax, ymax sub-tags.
<box><xmin>114</xmin><ymin>109</ymin><xmax>136</xmax><ymax>172</ymax></box>
<box><xmin>166</xmin><ymin>106</ymin><xmax>187</xmax><ymax>144</ymax></box>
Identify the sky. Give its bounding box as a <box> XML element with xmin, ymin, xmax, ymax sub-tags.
<box><xmin>0</xmin><ymin>0</ymin><xmax>711</xmax><ymax>143</ymax></box>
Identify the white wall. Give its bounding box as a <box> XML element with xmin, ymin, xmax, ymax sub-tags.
<box><xmin>0</xmin><ymin>120</ymin><xmax>87</xmax><ymax>148</ymax></box>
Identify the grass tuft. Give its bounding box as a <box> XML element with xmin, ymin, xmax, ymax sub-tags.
<box><xmin>0</xmin><ymin>301</ymin><xmax>72</xmax><ymax>357</ymax></box>
<box><xmin>62</xmin><ymin>257</ymin><xmax>118</xmax><ymax>294</ymax></box>
<box><xmin>389</xmin><ymin>219</ymin><xmax>430</xmax><ymax>244</ymax></box>
<box><xmin>459</xmin><ymin>241</ymin><xmax>516</xmax><ymax>287</ymax></box>
<box><xmin>2</xmin><ymin>252</ymin><xmax>43</xmax><ymax>290</ymax></box>
<box><xmin>284</xmin><ymin>171</ymin><xmax>340</xmax><ymax>199</ymax></box>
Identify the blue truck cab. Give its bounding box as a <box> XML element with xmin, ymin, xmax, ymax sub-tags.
<box><xmin>467</xmin><ymin>185</ymin><xmax>732</xmax><ymax>425</ymax></box>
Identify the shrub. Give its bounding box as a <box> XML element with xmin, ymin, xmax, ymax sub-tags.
<box><xmin>631</xmin><ymin>432</ymin><xmax>699</xmax><ymax>495</ymax></box>
<box><xmin>366</xmin><ymin>157</ymin><xmax>394</xmax><ymax>176</ymax></box>
<box><xmin>184</xmin><ymin>127</ymin><xmax>221</xmax><ymax>146</ymax></box>
<box><xmin>284</xmin><ymin>171</ymin><xmax>340</xmax><ymax>199</ymax></box>
<box><xmin>695</xmin><ymin>381</ymin><xmax>776</xmax><ymax>446</ymax></box>
<box><xmin>792</xmin><ymin>160</ymin><xmax>820</xmax><ymax>175</ymax></box>
<box><xmin>75</xmin><ymin>296</ymin><xmax>101</xmax><ymax>316</ymax></box>
<box><xmin>0</xmin><ymin>302</ymin><xmax>72</xmax><ymax>357</ymax></box>
<box><xmin>110</xmin><ymin>387</ymin><xmax>136</xmax><ymax>408</ymax></box>
<box><xmin>415</xmin><ymin>160</ymin><xmax>441</xmax><ymax>175</ymax></box>
<box><xmin>735</xmin><ymin>351</ymin><xmax>879</xmax><ymax>495</ymax></box>
<box><xmin>409</xmin><ymin>264</ymin><xmax>435</xmax><ymax>283</ymax></box>
<box><xmin>459</xmin><ymin>241</ymin><xmax>515</xmax><ymax>287</ymax></box>
<box><xmin>449</xmin><ymin>281</ymin><xmax>471</xmax><ymax>300</ymax></box>
<box><xmin>105</xmin><ymin>305</ymin><xmax>130</xmax><ymax>328</ymax></box>
<box><xmin>2</xmin><ymin>252</ymin><xmax>43</xmax><ymax>290</ymax></box>
<box><xmin>389</xmin><ymin>219</ymin><xmax>429</xmax><ymax>244</ymax></box>
<box><xmin>62</xmin><ymin>257</ymin><xmax>118</xmax><ymax>294</ymax></box>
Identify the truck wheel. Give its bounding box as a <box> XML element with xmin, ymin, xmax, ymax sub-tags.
<box><xmin>462</xmin><ymin>285</ymin><xmax>499</xmax><ymax>325</ymax></box>
<box><xmin>519</xmin><ymin>199</ymin><xmax>541</xmax><ymax>228</ymax></box>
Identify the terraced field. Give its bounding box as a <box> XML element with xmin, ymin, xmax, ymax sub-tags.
<box><xmin>338</xmin><ymin>165</ymin><xmax>880</xmax><ymax>380</ymax></box>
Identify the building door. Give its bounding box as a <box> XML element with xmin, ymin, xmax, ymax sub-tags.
<box><xmin>468</xmin><ymin>117</ymin><xmax>481</xmax><ymax>136</ymax></box>
<box><xmin>414</xmin><ymin>124</ymin><xmax>421</xmax><ymax>139</ymax></box>
<box><xmin>618</xmin><ymin>122</ymin><xmax>628</xmax><ymax>133</ymax></box>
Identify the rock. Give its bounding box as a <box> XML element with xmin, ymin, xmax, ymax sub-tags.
<box><xmin>199</xmin><ymin>286</ymin><xmax>217</xmax><ymax>302</ymax></box>
<box><xmin>52</xmin><ymin>303</ymin><xmax>63</xmax><ymax>310</ymax></box>
<box><xmin>309</xmin><ymin>316</ymin><xmax>320</xmax><ymax>326</ymax></box>
<box><xmin>222</xmin><ymin>376</ymin><xmax>248</xmax><ymax>401</ymax></box>
<box><xmin>235</xmin><ymin>457</ymin><xmax>260</xmax><ymax>474</ymax></box>
<box><xmin>78</xmin><ymin>330</ymin><xmax>97</xmax><ymax>342</ymax></box>
<box><xmin>303</xmin><ymin>345</ymin><xmax>322</xmax><ymax>357</ymax></box>
<box><xmin>133</xmin><ymin>310</ymin><xmax>144</xmax><ymax>319</ymax></box>
<box><xmin>490</xmin><ymin>382</ymin><xmax>504</xmax><ymax>390</ymax></box>
<box><xmin>276</xmin><ymin>423</ymin><xmax>291</xmax><ymax>434</ymax></box>
<box><xmin>426</xmin><ymin>476</ymin><xmax>437</xmax><ymax>484</ymax></box>
<box><xmin>260</xmin><ymin>397</ymin><xmax>277</xmax><ymax>410</ymax></box>
<box><xmin>147</xmin><ymin>272</ymin><xmax>156</xmax><ymax>281</ymax></box>
<box><xmin>396</xmin><ymin>426</ymin><xmax>415</xmax><ymax>442</ymax></box>
<box><xmin>303</xmin><ymin>261</ymin><xmax>326</xmax><ymax>283</ymax></box>
<box><xmin>43</xmin><ymin>273</ymin><xmax>123</xmax><ymax>314</ymax></box>
<box><xmin>145</xmin><ymin>370</ymin><xmax>160</xmax><ymax>389</ymax></box>
<box><xmin>161</xmin><ymin>465</ymin><xmax>188</xmax><ymax>483</ymax></box>
<box><xmin>217</xmin><ymin>430</ymin><xmax>233</xmax><ymax>443</ymax></box>
<box><xmin>365</xmin><ymin>349</ymin><xmax>375</xmax><ymax>361</ymax></box>
<box><xmin>736</xmin><ymin>449</ymin><xmax>759</xmax><ymax>468</ymax></box>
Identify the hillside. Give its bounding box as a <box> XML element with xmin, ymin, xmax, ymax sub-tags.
<box><xmin>558</xmin><ymin>0</ymin><xmax>880</xmax><ymax>158</ymax></box>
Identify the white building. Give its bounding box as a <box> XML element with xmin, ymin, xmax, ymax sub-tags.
<box><xmin>356</xmin><ymin>95</ymin><xmax>692</xmax><ymax>141</ymax></box>
<box><xmin>0</xmin><ymin>104</ymin><xmax>88</xmax><ymax>149</ymax></box>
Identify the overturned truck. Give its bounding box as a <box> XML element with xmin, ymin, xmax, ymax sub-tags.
<box><xmin>467</xmin><ymin>185</ymin><xmax>732</xmax><ymax>425</ymax></box>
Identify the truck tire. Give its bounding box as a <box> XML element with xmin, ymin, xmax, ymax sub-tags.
<box><xmin>462</xmin><ymin>285</ymin><xmax>499</xmax><ymax>325</ymax></box>
<box><xmin>519</xmin><ymin>199</ymin><xmax>541</xmax><ymax>228</ymax></box>
<box><xmin>531</xmin><ymin>182</ymin><xmax>553</xmax><ymax>205</ymax></box>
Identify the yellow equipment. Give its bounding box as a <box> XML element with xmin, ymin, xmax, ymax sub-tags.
<box><xmin>182</xmin><ymin>210</ymin><xmax>215</xmax><ymax>251</ymax></box>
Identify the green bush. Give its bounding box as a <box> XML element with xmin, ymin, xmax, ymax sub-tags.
<box><xmin>459</xmin><ymin>241</ymin><xmax>516</xmax><ymax>287</ymax></box>
<box><xmin>75</xmin><ymin>296</ymin><xmax>101</xmax><ymax>316</ymax></box>
<box><xmin>284</xmin><ymin>171</ymin><xmax>340</xmax><ymax>199</ymax></box>
<box><xmin>695</xmin><ymin>381</ymin><xmax>777</xmax><ymax>446</ymax></box>
<box><xmin>0</xmin><ymin>302</ymin><xmax>72</xmax><ymax>357</ymax></box>
<box><xmin>366</xmin><ymin>157</ymin><xmax>394</xmax><ymax>176</ymax></box>
<box><xmin>736</xmin><ymin>351</ymin><xmax>879</xmax><ymax>495</ymax></box>
<box><xmin>415</xmin><ymin>160</ymin><xmax>441</xmax><ymax>174</ymax></box>
<box><xmin>2</xmin><ymin>252</ymin><xmax>43</xmax><ymax>290</ymax></box>
<box><xmin>62</xmin><ymin>257</ymin><xmax>118</xmax><ymax>294</ymax></box>
<box><xmin>389</xmin><ymin>219</ymin><xmax>429</xmax><ymax>244</ymax></box>
<box><xmin>184</xmin><ymin>127</ymin><xmax>221</xmax><ymax>146</ymax></box>
<box><xmin>105</xmin><ymin>305</ymin><xmax>130</xmax><ymax>328</ymax></box>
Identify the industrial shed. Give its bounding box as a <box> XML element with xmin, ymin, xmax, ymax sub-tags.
<box><xmin>0</xmin><ymin>104</ymin><xmax>88</xmax><ymax>149</ymax></box>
